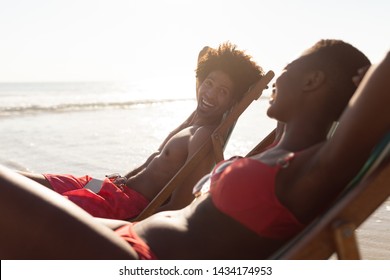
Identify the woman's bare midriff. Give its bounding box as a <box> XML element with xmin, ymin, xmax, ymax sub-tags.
<box><xmin>133</xmin><ymin>195</ymin><xmax>287</xmax><ymax>259</ymax></box>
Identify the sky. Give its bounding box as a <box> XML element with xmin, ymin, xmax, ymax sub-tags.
<box><xmin>0</xmin><ymin>0</ymin><xmax>389</xmax><ymax>83</ymax></box>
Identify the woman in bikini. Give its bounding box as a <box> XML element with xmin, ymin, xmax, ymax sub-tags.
<box><xmin>1</xmin><ymin>39</ymin><xmax>388</xmax><ymax>259</ymax></box>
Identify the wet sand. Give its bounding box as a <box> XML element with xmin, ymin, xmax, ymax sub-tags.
<box><xmin>357</xmin><ymin>197</ymin><xmax>390</xmax><ymax>259</ymax></box>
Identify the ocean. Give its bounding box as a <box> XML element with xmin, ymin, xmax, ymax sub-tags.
<box><xmin>0</xmin><ymin>81</ymin><xmax>389</xmax><ymax>259</ymax></box>
<box><xmin>0</xmin><ymin>80</ymin><xmax>276</xmax><ymax>177</ymax></box>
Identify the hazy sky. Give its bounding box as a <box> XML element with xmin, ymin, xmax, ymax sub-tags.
<box><xmin>0</xmin><ymin>0</ymin><xmax>389</xmax><ymax>82</ymax></box>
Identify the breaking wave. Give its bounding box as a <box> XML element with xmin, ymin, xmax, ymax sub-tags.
<box><xmin>0</xmin><ymin>98</ymin><xmax>194</xmax><ymax>117</ymax></box>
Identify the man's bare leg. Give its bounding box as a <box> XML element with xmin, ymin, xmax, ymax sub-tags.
<box><xmin>17</xmin><ymin>171</ymin><xmax>52</xmax><ymax>189</ymax></box>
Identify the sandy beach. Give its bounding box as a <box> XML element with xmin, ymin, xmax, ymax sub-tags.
<box><xmin>358</xmin><ymin>197</ymin><xmax>390</xmax><ymax>259</ymax></box>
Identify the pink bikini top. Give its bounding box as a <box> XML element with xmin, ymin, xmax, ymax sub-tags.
<box><xmin>195</xmin><ymin>156</ymin><xmax>305</xmax><ymax>239</ymax></box>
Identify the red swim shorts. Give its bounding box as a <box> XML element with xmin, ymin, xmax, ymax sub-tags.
<box><xmin>115</xmin><ymin>223</ymin><xmax>157</xmax><ymax>260</ymax></box>
<box><xmin>44</xmin><ymin>174</ymin><xmax>150</xmax><ymax>220</ymax></box>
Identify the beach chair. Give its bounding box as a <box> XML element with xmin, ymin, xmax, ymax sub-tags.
<box><xmin>269</xmin><ymin>132</ymin><xmax>390</xmax><ymax>260</ymax></box>
<box><xmin>133</xmin><ymin>71</ymin><xmax>275</xmax><ymax>221</ymax></box>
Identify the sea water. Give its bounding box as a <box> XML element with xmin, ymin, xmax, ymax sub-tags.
<box><xmin>0</xmin><ymin>81</ymin><xmax>276</xmax><ymax>177</ymax></box>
